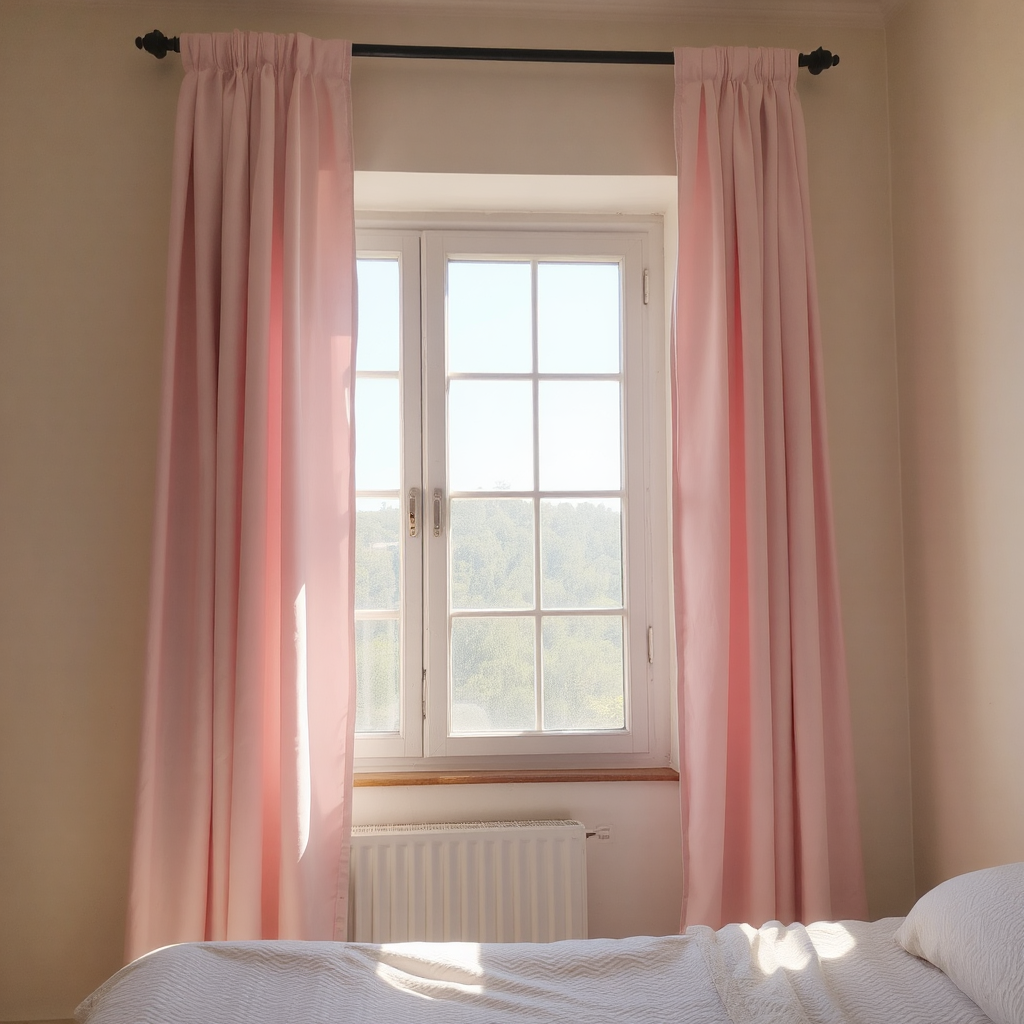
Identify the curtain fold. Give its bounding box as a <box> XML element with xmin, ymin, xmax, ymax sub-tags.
<box><xmin>672</xmin><ymin>46</ymin><xmax>867</xmax><ymax>930</ymax></box>
<box><xmin>125</xmin><ymin>31</ymin><xmax>357</xmax><ymax>961</ymax></box>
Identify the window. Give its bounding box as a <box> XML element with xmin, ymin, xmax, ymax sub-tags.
<box><xmin>354</xmin><ymin>221</ymin><xmax>670</xmax><ymax>770</ymax></box>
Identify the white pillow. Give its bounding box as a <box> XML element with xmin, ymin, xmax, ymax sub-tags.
<box><xmin>895</xmin><ymin>862</ymin><xmax>1024</xmax><ymax>1024</ymax></box>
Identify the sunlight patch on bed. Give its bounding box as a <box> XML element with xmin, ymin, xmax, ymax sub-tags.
<box><xmin>373</xmin><ymin>942</ymin><xmax>485</xmax><ymax>1000</ymax></box>
<box><xmin>743</xmin><ymin>921</ymin><xmax>857</xmax><ymax>976</ymax></box>
<box><xmin>743</xmin><ymin>923</ymin><xmax>811</xmax><ymax>974</ymax></box>
<box><xmin>808</xmin><ymin>921</ymin><xmax>858</xmax><ymax>960</ymax></box>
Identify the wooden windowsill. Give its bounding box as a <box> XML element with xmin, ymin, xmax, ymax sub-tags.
<box><xmin>353</xmin><ymin>766</ymin><xmax>679</xmax><ymax>787</ymax></box>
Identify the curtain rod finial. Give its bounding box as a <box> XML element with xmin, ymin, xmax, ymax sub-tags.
<box><xmin>798</xmin><ymin>46</ymin><xmax>839</xmax><ymax>74</ymax></box>
<box><xmin>136</xmin><ymin>30</ymin><xmax>180</xmax><ymax>59</ymax></box>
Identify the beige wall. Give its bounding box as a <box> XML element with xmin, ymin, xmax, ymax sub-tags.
<box><xmin>0</xmin><ymin>3</ymin><xmax>912</xmax><ymax>1019</ymax></box>
<box><xmin>888</xmin><ymin>0</ymin><xmax>1024</xmax><ymax>895</ymax></box>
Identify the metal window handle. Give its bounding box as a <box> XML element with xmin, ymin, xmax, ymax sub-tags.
<box><xmin>433</xmin><ymin>489</ymin><xmax>442</xmax><ymax>537</ymax></box>
<box><xmin>408</xmin><ymin>488</ymin><xmax>418</xmax><ymax>537</ymax></box>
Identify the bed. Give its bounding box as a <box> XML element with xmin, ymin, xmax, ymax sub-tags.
<box><xmin>76</xmin><ymin>862</ymin><xmax>1024</xmax><ymax>1024</ymax></box>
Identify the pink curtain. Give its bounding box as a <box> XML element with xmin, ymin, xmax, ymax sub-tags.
<box><xmin>672</xmin><ymin>47</ymin><xmax>867</xmax><ymax>929</ymax></box>
<box><xmin>125</xmin><ymin>32</ymin><xmax>357</xmax><ymax>962</ymax></box>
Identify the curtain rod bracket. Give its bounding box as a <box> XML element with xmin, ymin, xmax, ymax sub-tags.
<box><xmin>134</xmin><ymin>32</ymin><xmax>838</xmax><ymax>72</ymax></box>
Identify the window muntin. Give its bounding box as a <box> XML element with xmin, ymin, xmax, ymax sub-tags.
<box><xmin>354</xmin><ymin>225</ymin><xmax>665</xmax><ymax>768</ymax></box>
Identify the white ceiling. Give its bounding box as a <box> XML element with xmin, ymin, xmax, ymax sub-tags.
<box><xmin>335</xmin><ymin>0</ymin><xmax>904</xmax><ymax>23</ymax></box>
<box><xmin>141</xmin><ymin>0</ymin><xmax>905</xmax><ymax>25</ymax></box>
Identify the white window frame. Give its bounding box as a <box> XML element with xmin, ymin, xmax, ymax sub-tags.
<box><xmin>353</xmin><ymin>230</ymin><xmax>424</xmax><ymax>761</ymax></box>
<box><xmin>354</xmin><ymin>216</ymin><xmax>672</xmax><ymax>772</ymax></box>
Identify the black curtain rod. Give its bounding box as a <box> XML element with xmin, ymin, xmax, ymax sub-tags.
<box><xmin>135</xmin><ymin>31</ymin><xmax>840</xmax><ymax>74</ymax></box>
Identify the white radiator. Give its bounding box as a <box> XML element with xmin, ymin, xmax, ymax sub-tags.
<box><xmin>348</xmin><ymin>819</ymin><xmax>588</xmax><ymax>943</ymax></box>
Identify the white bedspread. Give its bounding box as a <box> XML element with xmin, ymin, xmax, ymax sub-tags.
<box><xmin>76</xmin><ymin>918</ymin><xmax>995</xmax><ymax>1024</ymax></box>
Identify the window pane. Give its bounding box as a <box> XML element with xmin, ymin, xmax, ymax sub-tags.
<box><xmin>541</xmin><ymin>499</ymin><xmax>621</xmax><ymax>609</ymax></box>
<box><xmin>451</xmin><ymin>617</ymin><xmax>535</xmax><ymax>733</ymax></box>
<box><xmin>542</xmin><ymin>616</ymin><xmax>624</xmax><ymax>731</ymax></box>
<box><xmin>355</xmin><ymin>378</ymin><xmax>400</xmax><ymax>491</ymax></box>
<box><xmin>449</xmin><ymin>380</ymin><xmax>533</xmax><ymax>491</ymax></box>
<box><xmin>538</xmin><ymin>262</ymin><xmax>620</xmax><ymax>373</ymax></box>
<box><xmin>355</xmin><ymin>619</ymin><xmax>400</xmax><ymax>733</ymax></box>
<box><xmin>451</xmin><ymin>499</ymin><xmax>534</xmax><ymax>611</ymax></box>
<box><xmin>355</xmin><ymin>499</ymin><xmax>400</xmax><ymax>611</ymax></box>
<box><xmin>356</xmin><ymin>259</ymin><xmax>400</xmax><ymax>372</ymax></box>
<box><xmin>539</xmin><ymin>381</ymin><xmax>621</xmax><ymax>490</ymax></box>
<box><xmin>448</xmin><ymin>261</ymin><xmax>532</xmax><ymax>373</ymax></box>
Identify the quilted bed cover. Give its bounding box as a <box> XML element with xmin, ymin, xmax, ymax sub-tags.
<box><xmin>76</xmin><ymin>917</ymin><xmax>994</xmax><ymax>1024</ymax></box>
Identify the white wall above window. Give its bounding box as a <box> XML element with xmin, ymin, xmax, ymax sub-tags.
<box><xmin>354</xmin><ymin>171</ymin><xmax>677</xmax><ymax>216</ymax></box>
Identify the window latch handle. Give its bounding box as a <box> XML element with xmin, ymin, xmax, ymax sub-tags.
<box><xmin>408</xmin><ymin>488</ymin><xmax>418</xmax><ymax>537</ymax></box>
<box><xmin>433</xmin><ymin>489</ymin><xmax>443</xmax><ymax>537</ymax></box>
